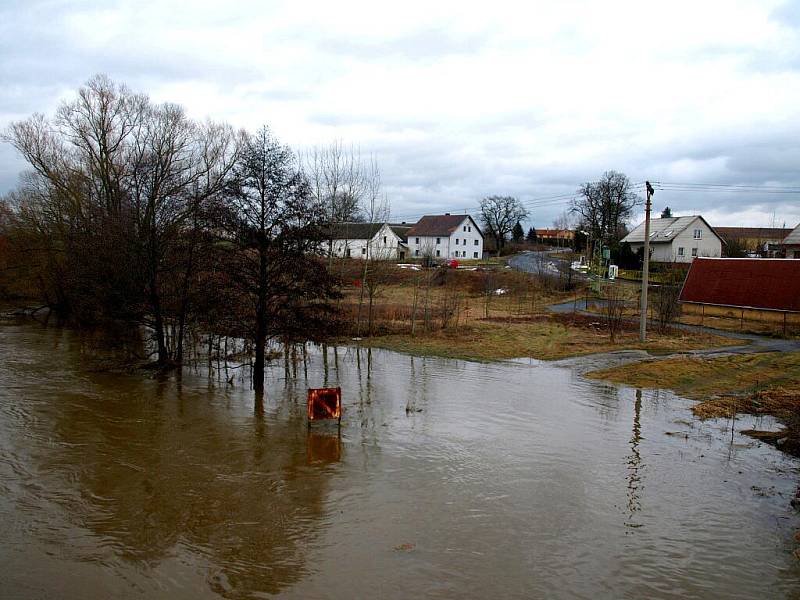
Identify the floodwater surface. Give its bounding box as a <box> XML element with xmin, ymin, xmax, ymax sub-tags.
<box><xmin>1</xmin><ymin>321</ymin><xmax>799</xmax><ymax>599</ymax></box>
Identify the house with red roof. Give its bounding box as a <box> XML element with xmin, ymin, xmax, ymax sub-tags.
<box><xmin>406</xmin><ymin>214</ymin><xmax>484</xmax><ymax>260</ymax></box>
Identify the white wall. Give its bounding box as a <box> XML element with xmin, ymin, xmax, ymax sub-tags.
<box><xmin>328</xmin><ymin>224</ymin><xmax>406</xmax><ymax>259</ymax></box>
<box><xmin>628</xmin><ymin>218</ymin><xmax>721</xmax><ymax>263</ymax></box>
<box><xmin>407</xmin><ymin>217</ymin><xmax>483</xmax><ymax>259</ymax></box>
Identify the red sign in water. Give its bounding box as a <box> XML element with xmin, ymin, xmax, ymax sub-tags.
<box><xmin>307</xmin><ymin>387</ymin><xmax>342</xmax><ymax>422</ymax></box>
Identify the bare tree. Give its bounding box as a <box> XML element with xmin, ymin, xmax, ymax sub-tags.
<box><xmin>479</xmin><ymin>195</ymin><xmax>529</xmax><ymax>256</ymax></box>
<box><xmin>227</xmin><ymin>126</ymin><xmax>338</xmax><ymax>391</ymax></box>
<box><xmin>571</xmin><ymin>171</ymin><xmax>639</xmax><ymax>249</ymax></box>
<box><xmin>601</xmin><ymin>281</ymin><xmax>627</xmax><ymax>342</ymax></box>
<box><xmin>302</xmin><ymin>141</ymin><xmax>367</xmax><ymax>262</ymax></box>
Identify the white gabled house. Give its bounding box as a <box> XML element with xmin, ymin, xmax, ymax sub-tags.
<box><xmin>406</xmin><ymin>214</ymin><xmax>484</xmax><ymax>260</ymax></box>
<box><xmin>782</xmin><ymin>222</ymin><xmax>800</xmax><ymax>259</ymax></box>
<box><xmin>621</xmin><ymin>215</ymin><xmax>723</xmax><ymax>263</ymax></box>
<box><xmin>324</xmin><ymin>222</ymin><xmax>410</xmax><ymax>260</ymax></box>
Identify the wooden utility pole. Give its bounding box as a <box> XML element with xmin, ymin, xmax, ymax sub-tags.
<box><xmin>639</xmin><ymin>181</ymin><xmax>655</xmax><ymax>342</ymax></box>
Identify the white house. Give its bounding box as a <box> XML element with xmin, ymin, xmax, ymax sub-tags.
<box><xmin>406</xmin><ymin>214</ymin><xmax>484</xmax><ymax>260</ymax></box>
<box><xmin>782</xmin><ymin>223</ymin><xmax>800</xmax><ymax>258</ymax></box>
<box><xmin>621</xmin><ymin>215</ymin><xmax>723</xmax><ymax>263</ymax></box>
<box><xmin>325</xmin><ymin>222</ymin><xmax>410</xmax><ymax>260</ymax></box>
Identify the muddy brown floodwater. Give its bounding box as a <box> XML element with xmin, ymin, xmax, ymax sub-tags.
<box><xmin>1</xmin><ymin>321</ymin><xmax>799</xmax><ymax>599</ymax></box>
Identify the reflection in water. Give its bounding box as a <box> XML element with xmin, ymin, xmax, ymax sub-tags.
<box><xmin>626</xmin><ymin>389</ymin><xmax>644</xmax><ymax>529</ymax></box>
<box><xmin>307</xmin><ymin>431</ymin><xmax>342</xmax><ymax>465</ymax></box>
<box><xmin>1</xmin><ymin>322</ymin><xmax>799</xmax><ymax>599</ymax></box>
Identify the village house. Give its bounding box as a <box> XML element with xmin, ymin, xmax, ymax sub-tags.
<box><xmin>535</xmin><ymin>228</ymin><xmax>575</xmax><ymax>246</ymax></box>
<box><xmin>406</xmin><ymin>214</ymin><xmax>484</xmax><ymax>260</ymax></box>
<box><xmin>714</xmin><ymin>226</ymin><xmax>792</xmax><ymax>257</ymax></box>
<box><xmin>621</xmin><ymin>215</ymin><xmax>722</xmax><ymax>263</ymax></box>
<box><xmin>782</xmin><ymin>223</ymin><xmax>800</xmax><ymax>258</ymax></box>
<box><xmin>324</xmin><ymin>222</ymin><xmax>410</xmax><ymax>260</ymax></box>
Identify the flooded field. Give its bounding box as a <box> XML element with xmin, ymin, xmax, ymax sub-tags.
<box><xmin>1</xmin><ymin>320</ymin><xmax>799</xmax><ymax>599</ymax></box>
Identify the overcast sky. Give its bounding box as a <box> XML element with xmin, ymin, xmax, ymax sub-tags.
<box><xmin>2</xmin><ymin>0</ymin><xmax>800</xmax><ymax>228</ymax></box>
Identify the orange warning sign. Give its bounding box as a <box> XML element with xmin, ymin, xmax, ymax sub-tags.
<box><xmin>307</xmin><ymin>387</ymin><xmax>342</xmax><ymax>422</ymax></box>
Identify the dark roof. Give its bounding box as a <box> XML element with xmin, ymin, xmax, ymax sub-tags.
<box><xmin>407</xmin><ymin>214</ymin><xmax>481</xmax><ymax>237</ymax></box>
<box><xmin>715</xmin><ymin>227</ymin><xmax>792</xmax><ymax>242</ymax></box>
<box><xmin>679</xmin><ymin>258</ymin><xmax>800</xmax><ymax>312</ymax></box>
<box><xmin>324</xmin><ymin>222</ymin><xmax>384</xmax><ymax>240</ymax></box>
<box><xmin>388</xmin><ymin>224</ymin><xmax>412</xmax><ymax>242</ymax></box>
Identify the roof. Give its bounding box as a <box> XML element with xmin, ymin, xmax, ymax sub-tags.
<box><xmin>784</xmin><ymin>223</ymin><xmax>800</xmax><ymax>245</ymax></box>
<box><xmin>407</xmin><ymin>214</ymin><xmax>481</xmax><ymax>237</ymax></box>
<box><xmin>622</xmin><ymin>216</ymin><xmax>715</xmax><ymax>244</ymax></box>
<box><xmin>388</xmin><ymin>224</ymin><xmax>412</xmax><ymax>242</ymax></box>
<box><xmin>324</xmin><ymin>222</ymin><xmax>384</xmax><ymax>240</ymax></box>
<box><xmin>679</xmin><ymin>258</ymin><xmax>800</xmax><ymax>312</ymax></box>
<box><xmin>715</xmin><ymin>227</ymin><xmax>792</xmax><ymax>242</ymax></box>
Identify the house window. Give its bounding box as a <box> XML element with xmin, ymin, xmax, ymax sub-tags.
<box><xmin>474</xmin><ymin>239</ymin><xmax>479</xmax><ymax>246</ymax></box>
<box><xmin>693</xmin><ymin>229</ymin><xmax>702</xmax><ymax>239</ymax></box>
<box><xmin>346</xmin><ymin>249</ymin><xmax>351</xmax><ymax>258</ymax></box>
<box><xmin>436</xmin><ymin>250</ymin><xmax>440</xmax><ymax>257</ymax></box>
<box><xmin>463</xmin><ymin>226</ymin><xmax>466</xmax><ymax>232</ymax></box>
<box><xmin>383</xmin><ymin>236</ymin><xmax>387</xmax><ymax>244</ymax></box>
<box><xmin>361</xmin><ymin>248</ymin><xmax>366</xmax><ymax>255</ymax></box>
<box><xmin>415</xmin><ymin>237</ymin><xmax>419</xmax><ymax>244</ymax></box>
<box><xmin>691</xmin><ymin>247</ymin><xmax>698</xmax><ymax>257</ymax></box>
<box><xmin>677</xmin><ymin>247</ymin><xmax>684</xmax><ymax>256</ymax></box>
<box><xmin>468</xmin><ymin>226</ymin><xmax>472</xmax><ymax>232</ymax></box>
<box><xmin>455</xmin><ymin>238</ymin><xmax>459</xmax><ymax>245</ymax></box>
<box><xmin>415</xmin><ymin>249</ymin><xmax>419</xmax><ymax>256</ymax></box>
<box><xmin>436</xmin><ymin>237</ymin><xmax>441</xmax><ymax>244</ymax></box>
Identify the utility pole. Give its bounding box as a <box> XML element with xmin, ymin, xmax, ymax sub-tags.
<box><xmin>639</xmin><ymin>181</ymin><xmax>655</xmax><ymax>342</ymax></box>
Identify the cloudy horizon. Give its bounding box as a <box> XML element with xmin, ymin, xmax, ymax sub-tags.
<box><xmin>2</xmin><ymin>0</ymin><xmax>800</xmax><ymax>230</ymax></box>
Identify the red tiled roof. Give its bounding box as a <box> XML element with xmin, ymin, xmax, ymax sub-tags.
<box><xmin>679</xmin><ymin>258</ymin><xmax>800</xmax><ymax>312</ymax></box>
<box><xmin>407</xmin><ymin>214</ymin><xmax>478</xmax><ymax>237</ymax></box>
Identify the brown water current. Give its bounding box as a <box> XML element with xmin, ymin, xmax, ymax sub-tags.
<box><xmin>1</xmin><ymin>320</ymin><xmax>799</xmax><ymax>599</ymax></box>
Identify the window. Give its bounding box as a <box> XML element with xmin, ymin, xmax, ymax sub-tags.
<box><xmin>677</xmin><ymin>247</ymin><xmax>684</xmax><ymax>256</ymax></box>
<box><xmin>693</xmin><ymin>229</ymin><xmax>702</xmax><ymax>239</ymax></box>
<box><xmin>346</xmin><ymin>249</ymin><xmax>351</xmax><ymax>258</ymax></box>
<box><xmin>383</xmin><ymin>236</ymin><xmax>387</xmax><ymax>244</ymax></box>
<box><xmin>436</xmin><ymin>250</ymin><xmax>440</xmax><ymax>257</ymax></box>
<box><xmin>463</xmin><ymin>226</ymin><xmax>466</xmax><ymax>232</ymax></box>
<box><xmin>361</xmin><ymin>248</ymin><xmax>366</xmax><ymax>255</ymax></box>
<box><xmin>415</xmin><ymin>237</ymin><xmax>419</xmax><ymax>244</ymax></box>
<box><xmin>474</xmin><ymin>239</ymin><xmax>479</xmax><ymax>246</ymax></box>
<box><xmin>415</xmin><ymin>249</ymin><xmax>419</xmax><ymax>256</ymax></box>
<box><xmin>468</xmin><ymin>226</ymin><xmax>472</xmax><ymax>232</ymax></box>
<box><xmin>473</xmin><ymin>251</ymin><xmax>478</xmax><ymax>258</ymax></box>
<box><xmin>455</xmin><ymin>238</ymin><xmax>459</xmax><ymax>245</ymax></box>
<box><xmin>436</xmin><ymin>237</ymin><xmax>441</xmax><ymax>244</ymax></box>
<box><xmin>691</xmin><ymin>247</ymin><xmax>698</xmax><ymax>257</ymax></box>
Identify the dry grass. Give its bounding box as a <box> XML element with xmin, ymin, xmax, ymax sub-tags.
<box><xmin>356</xmin><ymin>313</ymin><xmax>740</xmax><ymax>362</ymax></box>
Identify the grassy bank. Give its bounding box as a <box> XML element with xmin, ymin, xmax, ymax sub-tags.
<box><xmin>357</xmin><ymin>314</ymin><xmax>741</xmax><ymax>362</ymax></box>
<box><xmin>336</xmin><ymin>259</ymin><xmax>743</xmax><ymax>362</ymax></box>
<box><xmin>587</xmin><ymin>352</ymin><xmax>800</xmax><ymax>455</ymax></box>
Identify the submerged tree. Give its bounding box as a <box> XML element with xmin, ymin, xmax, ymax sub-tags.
<box><xmin>226</xmin><ymin>127</ymin><xmax>340</xmax><ymax>391</ymax></box>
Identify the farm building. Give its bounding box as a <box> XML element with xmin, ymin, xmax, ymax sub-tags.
<box><xmin>324</xmin><ymin>222</ymin><xmax>410</xmax><ymax>260</ymax></box>
<box><xmin>679</xmin><ymin>258</ymin><xmax>800</xmax><ymax>331</ymax></box>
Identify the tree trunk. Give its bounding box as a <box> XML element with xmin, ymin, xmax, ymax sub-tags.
<box><xmin>253</xmin><ymin>245</ymin><xmax>268</xmax><ymax>392</ymax></box>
